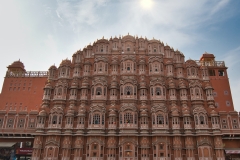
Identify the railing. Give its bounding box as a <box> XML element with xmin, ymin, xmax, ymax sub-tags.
<box><xmin>187</xmin><ymin>75</ymin><xmax>198</xmax><ymax>79</ymax></box>
<box><xmin>195</xmin><ymin>125</ymin><xmax>209</xmax><ymax>129</ymax></box>
<box><xmin>48</xmin><ymin>124</ymin><xmax>61</xmax><ymax>129</ymax></box>
<box><xmin>32</xmin><ymin>157</ymin><xmax>40</xmax><ymax>160</ymax></box>
<box><xmin>119</xmin><ymin>158</ymin><xmax>137</xmax><ymax>160</ymax></box>
<box><xmin>175</xmin><ymin>158</ymin><xmax>183</xmax><ymax>160</ymax></box>
<box><xmin>180</xmin><ymin>96</ymin><xmax>188</xmax><ymax>101</ymax></box>
<box><xmin>140</xmin><ymin>96</ymin><xmax>147</xmax><ymax>100</ymax></box>
<box><xmin>169</xmin><ymin>96</ymin><xmax>177</xmax><ymax>100</ymax></box>
<box><xmin>119</xmin><ymin>123</ymin><xmax>138</xmax><ymax>128</ymax></box>
<box><xmin>86</xmin><ymin>158</ymin><xmax>103</xmax><ymax>160</ymax></box>
<box><xmin>153</xmin><ymin>157</ymin><xmax>170</xmax><ymax>160</ymax></box>
<box><xmin>141</xmin><ymin>158</ymin><xmax>149</xmax><ymax>160</ymax></box>
<box><xmin>6</xmin><ymin>71</ymin><xmax>48</xmax><ymax>77</ymax></box>
<box><xmin>43</xmin><ymin>95</ymin><xmax>51</xmax><ymax>100</ymax></box>
<box><xmin>80</xmin><ymin>96</ymin><xmax>88</xmax><ymax>100</ymax></box>
<box><xmin>88</xmin><ymin>124</ymin><xmax>105</xmax><ymax>129</ymax></box>
<box><xmin>110</xmin><ymin>96</ymin><xmax>118</xmax><ymax>100</ymax></box>
<box><xmin>199</xmin><ymin>158</ymin><xmax>212</xmax><ymax>160</ymax></box>
<box><xmin>61</xmin><ymin>158</ymin><xmax>70</xmax><ymax>160</ymax></box>
<box><xmin>53</xmin><ymin>95</ymin><xmax>66</xmax><ymax>100</ymax></box>
<box><xmin>108</xmin><ymin>124</ymin><xmax>117</xmax><ymax>129</ymax></box>
<box><xmin>187</xmin><ymin>158</ymin><xmax>195</xmax><ymax>160</ymax></box>
<box><xmin>121</xmin><ymin>95</ymin><xmax>137</xmax><ymax>99</ymax></box>
<box><xmin>43</xmin><ymin>158</ymin><xmax>58</xmax><ymax>160</ymax></box>
<box><xmin>76</xmin><ymin>124</ymin><xmax>85</xmax><ymax>129</ymax></box>
<box><xmin>184</xmin><ymin>124</ymin><xmax>192</xmax><ymax>129</ymax></box>
<box><xmin>36</xmin><ymin>124</ymin><xmax>45</xmax><ymax>129</ymax></box>
<box><xmin>151</xmin><ymin>96</ymin><xmax>166</xmax><ymax>100</ymax></box>
<box><xmin>207</xmin><ymin>96</ymin><xmax>214</xmax><ymax>101</ymax></box>
<box><xmin>212</xmin><ymin>124</ymin><xmax>220</xmax><ymax>129</ymax></box>
<box><xmin>92</xmin><ymin>95</ymin><xmax>107</xmax><ymax>100</ymax></box>
<box><xmin>65</xmin><ymin>124</ymin><xmax>73</xmax><ymax>129</ymax></box>
<box><xmin>152</xmin><ymin>124</ymin><xmax>169</xmax><ymax>129</ymax></box>
<box><xmin>73</xmin><ymin>158</ymin><xmax>82</xmax><ymax>160</ymax></box>
<box><xmin>140</xmin><ymin>124</ymin><xmax>148</xmax><ymax>129</ymax></box>
<box><xmin>195</xmin><ymin>60</ymin><xmax>225</xmax><ymax>67</ymax></box>
<box><xmin>172</xmin><ymin>124</ymin><xmax>180</xmax><ymax>129</ymax></box>
<box><xmin>69</xmin><ymin>95</ymin><xmax>77</xmax><ymax>100</ymax></box>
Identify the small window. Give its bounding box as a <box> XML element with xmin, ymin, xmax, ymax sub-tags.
<box><xmin>213</xmin><ymin>92</ymin><xmax>217</xmax><ymax>97</ymax></box>
<box><xmin>233</xmin><ymin>119</ymin><xmax>237</xmax><ymax>123</ymax></box>
<box><xmin>222</xmin><ymin>119</ymin><xmax>226</xmax><ymax>123</ymax></box>
<box><xmin>234</xmin><ymin>125</ymin><xmax>238</xmax><ymax>129</ymax></box>
<box><xmin>209</xmin><ymin>69</ymin><xmax>215</xmax><ymax>76</ymax></box>
<box><xmin>160</xmin><ymin>153</ymin><xmax>164</xmax><ymax>157</ymax></box>
<box><xmin>223</xmin><ymin>125</ymin><xmax>227</xmax><ymax>129</ymax></box>
<box><xmin>218</xmin><ymin>70</ymin><xmax>224</xmax><ymax>76</ymax></box>
<box><xmin>224</xmin><ymin>90</ymin><xmax>229</xmax><ymax>95</ymax></box>
<box><xmin>154</xmin><ymin>48</ymin><xmax>157</xmax><ymax>52</ymax></box>
<box><xmin>226</xmin><ymin>101</ymin><xmax>231</xmax><ymax>106</ymax></box>
<box><xmin>127</xmin><ymin>48</ymin><xmax>130</xmax><ymax>51</ymax></box>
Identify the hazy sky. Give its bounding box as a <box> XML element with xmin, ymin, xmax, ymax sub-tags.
<box><xmin>0</xmin><ymin>0</ymin><xmax>240</xmax><ymax>110</ymax></box>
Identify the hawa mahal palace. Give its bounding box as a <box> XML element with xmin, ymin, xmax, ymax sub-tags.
<box><xmin>0</xmin><ymin>34</ymin><xmax>239</xmax><ymax>160</ymax></box>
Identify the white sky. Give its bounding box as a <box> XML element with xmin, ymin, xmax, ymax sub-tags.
<box><xmin>0</xmin><ymin>0</ymin><xmax>240</xmax><ymax>110</ymax></box>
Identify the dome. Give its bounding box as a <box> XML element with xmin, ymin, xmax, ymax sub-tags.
<box><xmin>185</xmin><ymin>59</ymin><xmax>198</xmax><ymax>67</ymax></box>
<box><xmin>49</xmin><ymin>65</ymin><xmax>57</xmax><ymax>70</ymax></box>
<box><xmin>8</xmin><ymin>60</ymin><xmax>25</xmax><ymax>71</ymax></box>
<box><xmin>39</xmin><ymin>110</ymin><xmax>47</xmax><ymax>116</ymax></box>
<box><xmin>122</xmin><ymin>34</ymin><xmax>135</xmax><ymax>42</ymax></box>
<box><xmin>60</xmin><ymin>59</ymin><xmax>71</xmax><ymax>67</ymax></box>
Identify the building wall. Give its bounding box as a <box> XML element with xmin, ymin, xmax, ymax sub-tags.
<box><xmin>0</xmin><ymin>35</ymin><xmax>239</xmax><ymax>160</ymax></box>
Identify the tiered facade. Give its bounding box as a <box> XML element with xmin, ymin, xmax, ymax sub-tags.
<box><xmin>0</xmin><ymin>34</ymin><xmax>239</xmax><ymax>160</ymax></box>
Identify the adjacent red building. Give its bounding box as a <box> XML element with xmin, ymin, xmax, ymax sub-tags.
<box><xmin>0</xmin><ymin>35</ymin><xmax>239</xmax><ymax>160</ymax></box>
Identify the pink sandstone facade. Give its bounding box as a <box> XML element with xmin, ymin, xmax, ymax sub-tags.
<box><xmin>0</xmin><ymin>34</ymin><xmax>239</xmax><ymax>160</ymax></box>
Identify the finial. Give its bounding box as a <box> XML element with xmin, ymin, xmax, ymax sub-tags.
<box><xmin>141</xmin><ymin>35</ymin><xmax>142</xmax><ymax>38</ymax></box>
<box><xmin>19</xmin><ymin>59</ymin><xmax>20</xmax><ymax>61</ymax></box>
<box><xmin>128</xmin><ymin>32</ymin><xmax>129</xmax><ymax>35</ymax></box>
<box><xmin>102</xmin><ymin>36</ymin><xmax>104</xmax><ymax>39</ymax></box>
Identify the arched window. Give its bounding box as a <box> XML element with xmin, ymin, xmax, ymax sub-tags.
<box><xmin>96</xmin><ymin>87</ymin><xmax>102</xmax><ymax>95</ymax></box>
<box><xmin>157</xmin><ymin>114</ymin><xmax>164</xmax><ymax>124</ymax></box>
<box><xmin>93</xmin><ymin>114</ymin><xmax>100</xmax><ymax>124</ymax></box>
<box><xmin>156</xmin><ymin>87</ymin><xmax>161</xmax><ymax>95</ymax></box>
<box><xmin>199</xmin><ymin>115</ymin><xmax>205</xmax><ymax>124</ymax></box>
<box><xmin>124</xmin><ymin>113</ymin><xmax>133</xmax><ymax>124</ymax></box>
<box><xmin>125</xmin><ymin>86</ymin><xmax>133</xmax><ymax>95</ymax></box>
<box><xmin>52</xmin><ymin>115</ymin><xmax>57</xmax><ymax>124</ymax></box>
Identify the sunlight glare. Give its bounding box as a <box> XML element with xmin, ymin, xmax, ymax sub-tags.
<box><xmin>140</xmin><ymin>0</ymin><xmax>153</xmax><ymax>9</ymax></box>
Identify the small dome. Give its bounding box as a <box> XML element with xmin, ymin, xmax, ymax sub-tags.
<box><xmin>210</xmin><ymin>109</ymin><xmax>218</xmax><ymax>116</ymax></box>
<box><xmin>39</xmin><ymin>110</ymin><xmax>47</xmax><ymax>116</ymax></box>
<box><xmin>179</xmin><ymin>80</ymin><xmax>186</xmax><ymax>89</ymax></box>
<box><xmin>140</xmin><ymin>110</ymin><xmax>148</xmax><ymax>117</ymax></box>
<box><xmin>168</xmin><ymin>80</ymin><xmax>175</xmax><ymax>89</ymax></box>
<box><xmin>182</xmin><ymin>109</ymin><xmax>190</xmax><ymax>116</ymax></box>
<box><xmin>109</xmin><ymin>110</ymin><xmax>116</xmax><ymax>117</ymax></box>
<box><xmin>49</xmin><ymin>65</ymin><xmax>57</xmax><ymax>70</ymax></box>
<box><xmin>44</xmin><ymin>82</ymin><xmax>52</xmax><ymax>88</ymax></box>
<box><xmin>8</xmin><ymin>60</ymin><xmax>25</xmax><ymax>71</ymax></box>
<box><xmin>66</xmin><ymin>109</ymin><xmax>74</xmax><ymax>116</ymax></box>
<box><xmin>60</xmin><ymin>59</ymin><xmax>71</xmax><ymax>67</ymax></box>
<box><xmin>71</xmin><ymin>80</ymin><xmax>78</xmax><ymax>88</ymax></box>
<box><xmin>77</xmin><ymin>109</ymin><xmax>85</xmax><ymax>116</ymax></box>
